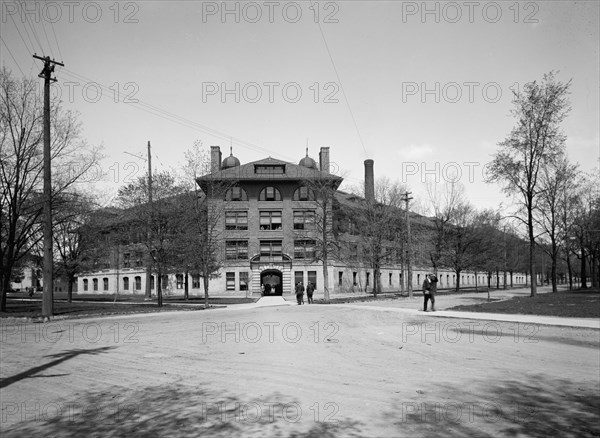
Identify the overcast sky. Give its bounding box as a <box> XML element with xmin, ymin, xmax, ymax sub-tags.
<box><xmin>1</xmin><ymin>0</ymin><xmax>599</xmax><ymax>211</ymax></box>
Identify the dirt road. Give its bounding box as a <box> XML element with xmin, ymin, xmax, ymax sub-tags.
<box><xmin>1</xmin><ymin>303</ymin><xmax>598</xmax><ymax>437</ymax></box>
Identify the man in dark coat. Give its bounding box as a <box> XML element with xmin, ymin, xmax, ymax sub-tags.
<box><xmin>295</xmin><ymin>282</ymin><xmax>305</xmax><ymax>305</ymax></box>
<box><xmin>306</xmin><ymin>281</ymin><xmax>315</xmax><ymax>304</ymax></box>
<box><xmin>422</xmin><ymin>274</ymin><xmax>438</xmax><ymax>311</ymax></box>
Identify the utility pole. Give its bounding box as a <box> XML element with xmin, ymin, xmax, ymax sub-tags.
<box><xmin>402</xmin><ymin>192</ymin><xmax>414</xmax><ymax>298</ymax></box>
<box><xmin>145</xmin><ymin>141</ymin><xmax>153</xmax><ymax>299</ymax></box>
<box><xmin>34</xmin><ymin>54</ymin><xmax>64</xmax><ymax>318</ymax></box>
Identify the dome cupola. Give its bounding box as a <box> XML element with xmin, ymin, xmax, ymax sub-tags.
<box><xmin>222</xmin><ymin>147</ymin><xmax>240</xmax><ymax>169</ymax></box>
<box><xmin>299</xmin><ymin>148</ymin><xmax>317</xmax><ymax>169</ymax></box>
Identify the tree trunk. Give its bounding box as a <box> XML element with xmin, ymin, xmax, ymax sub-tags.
<box><xmin>184</xmin><ymin>271</ymin><xmax>189</xmax><ymax>300</ymax></box>
<box><xmin>157</xmin><ymin>271</ymin><xmax>163</xmax><ymax>307</ymax></box>
<box><xmin>373</xmin><ymin>267</ymin><xmax>380</xmax><ymax>297</ymax></box>
<box><xmin>566</xmin><ymin>255</ymin><xmax>573</xmax><ymax>290</ymax></box>
<box><xmin>455</xmin><ymin>270</ymin><xmax>461</xmax><ymax>292</ymax></box>
<box><xmin>68</xmin><ymin>276</ymin><xmax>74</xmax><ymax>303</ymax></box>
<box><xmin>0</xmin><ymin>274</ymin><xmax>9</xmax><ymax>312</ymax></box>
<box><xmin>580</xmin><ymin>247</ymin><xmax>588</xmax><ymax>289</ymax></box>
<box><xmin>528</xmin><ymin>204</ymin><xmax>537</xmax><ymax>297</ymax></box>
<box><xmin>551</xmin><ymin>256</ymin><xmax>558</xmax><ymax>292</ymax></box>
<box><xmin>203</xmin><ymin>275</ymin><xmax>210</xmax><ymax>308</ymax></box>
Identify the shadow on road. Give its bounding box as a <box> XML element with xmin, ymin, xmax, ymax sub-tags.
<box><xmin>388</xmin><ymin>374</ymin><xmax>600</xmax><ymax>437</ymax></box>
<box><xmin>3</xmin><ymin>383</ymin><xmax>363</xmax><ymax>437</ymax></box>
<box><xmin>0</xmin><ymin>346</ymin><xmax>115</xmax><ymax>389</ymax></box>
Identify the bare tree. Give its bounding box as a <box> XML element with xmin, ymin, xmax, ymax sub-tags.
<box><xmin>425</xmin><ymin>179</ymin><xmax>465</xmax><ymax>275</ymax></box>
<box><xmin>487</xmin><ymin>71</ymin><xmax>571</xmax><ymax>297</ymax></box>
<box><xmin>117</xmin><ymin>172</ymin><xmax>185</xmax><ymax>306</ymax></box>
<box><xmin>350</xmin><ymin>177</ymin><xmax>405</xmax><ymax>296</ymax></box>
<box><xmin>0</xmin><ymin>68</ymin><xmax>100</xmax><ymax>311</ymax></box>
<box><xmin>52</xmin><ymin>192</ymin><xmax>97</xmax><ymax>302</ymax></box>
<box><xmin>301</xmin><ymin>169</ymin><xmax>344</xmax><ymax>303</ymax></box>
<box><xmin>179</xmin><ymin>142</ymin><xmax>231</xmax><ymax>308</ymax></box>
<box><xmin>535</xmin><ymin>153</ymin><xmax>579</xmax><ymax>292</ymax></box>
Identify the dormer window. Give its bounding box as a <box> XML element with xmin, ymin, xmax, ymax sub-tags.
<box><xmin>259</xmin><ymin>186</ymin><xmax>282</xmax><ymax>201</ymax></box>
<box><xmin>255</xmin><ymin>165</ymin><xmax>285</xmax><ymax>174</ymax></box>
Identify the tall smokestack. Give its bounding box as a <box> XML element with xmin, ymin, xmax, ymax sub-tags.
<box><xmin>319</xmin><ymin>147</ymin><xmax>330</xmax><ymax>173</ymax></box>
<box><xmin>211</xmin><ymin>146</ymin><xmax>222</xmax><ymax>173</ymax></box>
<box><xmin>364</xmin><ymin>159</ymin><xmax>375</xmax><ymax>203</ymax></box>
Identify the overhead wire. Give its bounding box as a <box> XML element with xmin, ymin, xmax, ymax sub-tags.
<box><xmin>309</xmin><ymin>0</ymin><xmax>369</xmax><ymax>159</ymax></box>
<box><xmin>0</xmin><ymin>37</ymin><xmax>26</xmax><ymax>77</ymax></box>
<box><xmin>59</xmin><ymin>67</ymin><xmax>301</xmax><ymax>162</ymax></box>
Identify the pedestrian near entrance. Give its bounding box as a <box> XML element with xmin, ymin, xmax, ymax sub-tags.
<box><xmin>422</xmin><ymin>274</ymin><xmax>438</xmax><ymax>311</ymax></box>
<box><xmin>306</xmin><ymin>281</ymin><xmax>315</xmax><ymax>304</ymax></box>
<box><xmin>295</xmin><ymin>281</ymin><xmax>305</xmax><ymax>305</ymax></box>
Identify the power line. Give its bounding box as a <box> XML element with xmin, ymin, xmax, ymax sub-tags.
<box><xmin>0</xmin><ymin>37</ymin><xmax>26</xmax><ymax>77</ymax></box>
<box><xmin>59</xmin><ymin>68</ymin><xmax>302</xmax><ymax>162</ymax></box>
<box><xmin>8</xmin><ymin>12</ymin><xmax>34</xmax><ymax>54</ymax></box>
<box><xmin>310</xmin><ymin>1</ymin><xmax>369</xmax><ymax>159</ymax></box>
<box><xmin>20</xmin><ymin>2</ymin><xmax>45</xmax><ymax>54</ymax></box>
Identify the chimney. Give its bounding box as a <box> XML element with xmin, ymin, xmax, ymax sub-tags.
<box><xmin>211</xmin><ymin>146</ymin><xmax>222</xmax><ymax>173</ymax></box>
<box><xmin>364</xmin><ymin>159</ymin><xmax>375</xmax><ymax>203</ymax></box>
<box><xmin>319</xmin><ymin>147</ymin><xmax>330</xmax><ymax>173</ymax></box>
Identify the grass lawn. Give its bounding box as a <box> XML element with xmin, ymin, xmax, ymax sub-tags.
<box><xmin>0</xmin><ymin>292</ymin><xmax>257</xmax><ymax>320</ymax></box>
<box><xmin>449</xmin><ymin>288</ymin><xmax>600</xmax><ymax>318</ymax></box>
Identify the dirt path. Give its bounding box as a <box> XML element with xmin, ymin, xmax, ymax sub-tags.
<box><xmin>1</xmin><ymin>304</ymin><xmax>598</xmax><ymax>437</ymax></box>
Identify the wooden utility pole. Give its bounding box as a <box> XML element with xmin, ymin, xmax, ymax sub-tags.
<box><xmin>34</xmin><ymin>54</ymin><xmax>64</xmax><ymax>318</ymax></box>
<box><xmin>402</xmin><ymin>192</ymin><xmax>414</xmax><ymax>298</ymax></box>
<box><xmin>145</xmin><ymin>141</ymin><xmax>153</xmax><ymax>299</ymax></box>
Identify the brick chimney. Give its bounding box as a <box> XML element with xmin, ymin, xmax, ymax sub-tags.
<box><xmin>211</xmin><ymin>146</ymin><xmax>222</xmax><ymax>173</ymax></box>
<box><xmin>319</xmin><ymin>147</ymin><xmax>330</xmax><ymax>173</ymax></box>
<box><xmin>364</xmin><ymin>159</ymin><xmax>375</xmax><ymax>203</ymax></box>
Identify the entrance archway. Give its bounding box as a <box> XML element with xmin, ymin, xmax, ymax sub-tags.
<box><xmin>260</xmin><ymin>269</ymin><xmax>283</xmax><ymax>296</ymax></box>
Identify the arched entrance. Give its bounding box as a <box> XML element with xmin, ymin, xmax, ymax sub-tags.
<box><xmin>261</xmin><ymin>269</ymin><xmax>283</xmax><ymax>296</ymax></box>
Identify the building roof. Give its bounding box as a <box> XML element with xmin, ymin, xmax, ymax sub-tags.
<box><xmin>196</xmin><ymin>156</ymin><xmax>343</xmax><ymax>185</ymax></box>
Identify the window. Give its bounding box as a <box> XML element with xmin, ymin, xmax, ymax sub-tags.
<box><xmin>135</xmin><ymin>253</ymin><xmax>143</xmax><ymax>267</ymax></box>
<box><xmin>295</xmin><ymin>271</ymin><xmax>304</xmax><ymax>285</ymax></box>
<box><xmin>93</xmin><ymin>278</ymin><xmax>98</xmax><ymax>291</ymax></box>
<box><xmin>135</xmin><ymin>276</ymin><xmax>142</xmax><ymax>290</ymax></box>
<box><xmin>151</xmin><ymin>275</ymin><xmax>155</xmax><ymax>290</ymax></box>
<box><xmin>123</xmin><ymin>253</ymin><xmax>131</xmax><ymax>268</ymax></box>
<box><xmin>226</xmin><ymin>240</ymin><xmax>249</xmax><ymax>260</ymax></box>
<box><xmin>308</xmin><ymin>271</ymin><xmax>317</xmax><ymax>289</ymax></box>
<box><xmin>259</xmin><ymin>186</ymin><xmax>282</xmax><ymax>201</ymax></box>
<box><xmin>389</xmin><ymin>273</ymin><xmax>393</xmax><ymax>286</ymax></box>
<box><xmin>255</xmin><ymin>165</ymin><xmax>285</xmax><ymax>174</ymax></box>
<box><xmin>225</xmin><ymin>211</ymin><xmax>248</xmax><ymax>230</ymax></box>
<box><xmin>239</xmin><ymin>272</ymin><xmax>249</xmax><ymax>291</ymax></box>
<box><xmin>366</xmin><ymin>272</ymin><xmax>370</xmax><ymax>287</ymax></box>
<box><xmin>123</xmin><ymin>277</ymin><xmax>129</xmax><ymax>290</ymax></box>
<box><xmin>294</xmin><ymin>239</ymin><xmax>316</xmax><ymax>259</ymax></box>
<box><xmin>225</xmin><ymin>187</ymin><xmax>248</xmax><ymax>201</ymax></box>
<box><xmin>349</xmin><ymin>243</ymin><xmax>358</xmax><ymax>261</ymax></box>
<box><xmin>293</xmin><ymin>186</ymin><xmax>315</xmax><ymax>201</ymax></box>
<box><xmin>103</xmin><ymin>277</ymin><xmax>109</xmax><ymax>291</ymax></box>
<box><xmin>226</xmin><ymin>272</ymin><xmax>235</xmax><ymax>290</ymax></box>
<box><xmin>260</xmin><ymin>211</ymin><xmax>282</xmax><ymax>230</ymax></box>
<box><xmin>192</xmin><ymin>274</ymin><xmax>200</xmax><ymax>288</ymax></box>
<box><xmin>260</xmin><ymin>240</ymin><xmax>282</xmax><ymax>261</ymax></box>
<box><xmin>353</xmin><ymin>272</ymin><xmax>357</xmax><ymax>286</ymax></box>
<box><xmin>338</xmin><ymin>272</ymin><xmax>343</xmax><ymax>287</ymax></box>
<box><xmin>176</xmin><ymin>274</ymin><xmax>184</xmax><ymax>289</ymax></box>
<box><xmin>83</xmin><ymin>279</ymin><xmax>88</xmax><ymax>291</ymax></box>
<box><xmin>293</xmin><ymin>210</ymin><xmax>315</xmax><ymax>230</ymax></box>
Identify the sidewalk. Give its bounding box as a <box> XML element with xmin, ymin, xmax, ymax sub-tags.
<box><xmin>330</xmin><ymin>304</ymin><xmax>600</xmax><ymax>329</ymax></box>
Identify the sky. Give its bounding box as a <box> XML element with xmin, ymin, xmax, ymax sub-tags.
<box><xmin>1</xmin><ymin>0</ymin><xmax>599</xmax><ymax>213</ymax></box>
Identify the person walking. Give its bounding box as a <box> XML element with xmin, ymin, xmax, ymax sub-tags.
<box><xmin>295</xmin><ymin>281</ymin><xmax>305</xmax><ymax>305</ymax></box>
<box><xmin>306</xmin><ymin>281</ymin><xmax>315</xmax><ymax>304</ymax></box>
<box><xmin>422</xmin><ymin>273</ymin><xmax>438</xmax><ymax>311</ymax></box>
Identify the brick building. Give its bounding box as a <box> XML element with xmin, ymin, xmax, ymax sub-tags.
<box><xmin>76</xmin><ymin>146</ymin><xmax>528</xmax><ymax>297</ymax></box>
